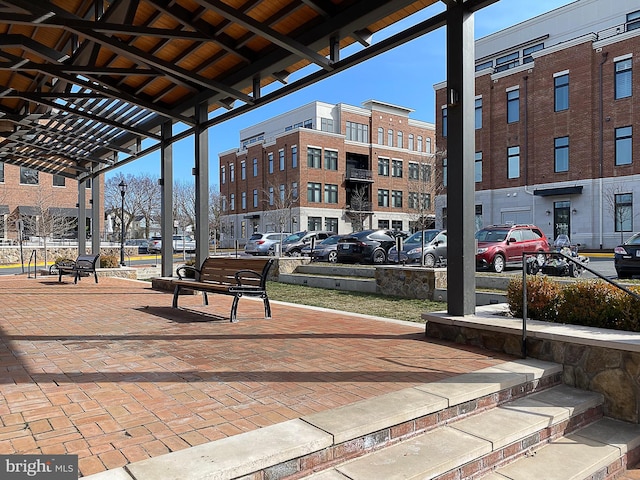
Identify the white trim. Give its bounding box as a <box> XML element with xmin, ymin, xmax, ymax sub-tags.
<box><xmin>613</xmin><ymin>53</ymin><xmax>633</xmax><ymax>62</ymax></box>
<box><xmin>553</xmin><ymin>69</ymin><xmax>570</xmax><ymax>78</ymax></box>
<box><xmin>505</xmin><ymin>85</ymin><xmax>520</xmax><ymax>92</ymax></box>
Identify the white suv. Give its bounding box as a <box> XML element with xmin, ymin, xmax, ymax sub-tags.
<box><xmin>147</xmin><ymin>235</ymin><xmax>196</xmax><ymax>254</ymax></box>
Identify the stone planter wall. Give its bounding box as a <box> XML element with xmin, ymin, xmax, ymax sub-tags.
<box><xmin>375</xmin><ymin>266</ymin><xmax>447</xmax><ymax>299</ymax></box>
<box><xmin>0</xmin><ymin>246</ymin><xmax>137</xmax><ymax>265</ymax></box>
<box><xmin>424</xmin><ymin>310</ymin><xmax>640</xmax><ymax>424</ymax></box>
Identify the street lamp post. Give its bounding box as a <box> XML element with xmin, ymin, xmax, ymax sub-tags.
<box><xmin>119</xmin><ymin>180</ymin><xmax>127</xmax><ymax>266</ymax></box>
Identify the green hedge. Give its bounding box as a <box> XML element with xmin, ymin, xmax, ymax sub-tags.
<box><xmin>507</xmin><ymin>277</ymin><xmax>640</xmax><ymax>332</ymax></box>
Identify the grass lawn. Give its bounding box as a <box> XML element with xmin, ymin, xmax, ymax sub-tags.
<box><xmin>266</xmin><ymin>281</ymin><xmax>447</xmax><ymax>323</ymax></box>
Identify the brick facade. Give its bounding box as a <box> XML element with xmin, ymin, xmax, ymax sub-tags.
<box><xmin>219</xmin><ymin>100</ymin><xmax>436</xmax><ymax>246</ymax></box>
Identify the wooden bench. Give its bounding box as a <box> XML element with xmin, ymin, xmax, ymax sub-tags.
<box><xmin>172</xmin><ymin>257</ymin><xmax>274</xmax><ymax>322</ymax></box>
<box><xmin>52</xmin><ymin>254</ymin><xmax>100</xmax><ymax>284</ymax></box>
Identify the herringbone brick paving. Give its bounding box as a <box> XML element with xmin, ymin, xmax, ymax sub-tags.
<box><xmin>0</xmin><ymin>275</ymin><xmax>513</xmax><ymax>477</ymax></box>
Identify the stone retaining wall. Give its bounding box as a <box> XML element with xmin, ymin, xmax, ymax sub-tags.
<box><xmin>0</xmin><ymin>245</ymin><xmax>138</xmax><ymax>264</ymax></box>
<box><xmin>375</xmin><ymin>265</ymin><xmax>447</xmax><ymax>299</ymax></box>
<box><xmin>424</xmin><ymin>310</ymin><xmax>640</xmax><ymax>424</ymax></box>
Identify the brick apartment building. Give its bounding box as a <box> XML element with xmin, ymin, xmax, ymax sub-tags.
<box><xmin>218</xmin><ymin>100</ymin><xmax>436</xmax><ymax>248</ymax></box>
<box><xmin>434</xmin><ymin>0</ymin><xmax>640</xmax><ymax>249</ymax></box>
<box><xmin>0</xmin><ymin>162</ymin><xmax>101</xmax><ymax>243</ymax></box>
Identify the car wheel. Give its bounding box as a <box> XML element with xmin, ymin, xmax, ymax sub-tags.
<box><xmin>372</xmin><ymin>249</ymin><xmax>386</xmax><ymax>264</ymax></box>
<box><xmin>569</xmin><ymin>264</ymin><xmax>581</xmax><ymax>277</ymax></box>
<box><xmin>492</xmin><ymin>254</ymin><xmax>505</xmax><ymax>273</ymax></box>
<box><xmin>290</xmin><ymin>249</ymin><xmax>301</xmax><ymax>257</ymax></box>
<box><xmin>536</xmin><ymin>252</ymin><xmax>546</xmax><ymax>266</ymax></box>
<box><xmin>618</xmin><ymin>271</ymin><xmax>630</xmax><ymax>280</ymax></box>
<box><xmin>423</xmin><ymin>253</ymin><xmax>436</xmax><ymax>267</ymax></box>
<box><xmin>328</xmin><ymin>251</ymin><xmax>338</xmax><ymax>263</ymax></box>
<box><xmin>267</xmin><ymin>249</ymin><xmax>276</xmax><ymax>256</ymax></box>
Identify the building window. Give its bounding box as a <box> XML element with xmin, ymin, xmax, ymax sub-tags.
<box><xmin>475</xmin><ymin>60</ymin><xmax>493</xmax><ymax>72</ymax></box>
<box><xmin>378</xmin><ymin>189</ymin><xmax>389</xmax><ymax>207</ymax></box>
<box><xmin>346</xmin><ymin>121</ymin><xmax>368</xmax><ymax>143</ymax></box>
<box><xmin>268</xmin><ymin>153</ymin><xmax>274</xmax><ymax>173</ymax></box>
<box><xmin>253</xmin><ymin>189</ymin><xmax>258</xmax><ymax>208</ymax></box>
<box><xmin>523</xmin><ymin>43</ymin><xmax>543</xmax><ymax>64</ymax></box>
<box><xmin>241</xmin><ymin>192</ymin><xmax>247</xmax><ymax>210</ymax></box>
<box><xmin>241</xmin><ymin>160</ymin><xmax>246</xmax><ymax>180</ymax></box>
<box><xmin>291</xmin><ymin>146</ymin><xmax>298</xmax><ymax>168</ymax></box>
<box><xmin>378</xmin><ymin>127</ymin><xmax>384</xmax><ymax>145</ymax></box>
<box><xmin>554</xmin><ymin>73</ymin><xmax>569</xmax><ymax>112</ymax></box>
<box><xmin>443</xmin><ymin>158</ymin><xmax>447</xmax><ymax>187</ymax></box>
<box><xmin>292</xmin><ymin>182</ymin><xmax>298</xmax><ymax>199</ymax></box>
<box><xmin>321</xmin><ymin>117</ymin><xmax>334</xmax><ymax>133</ymax></box>
<box><xmin>615</xmin><ymin>193</ymin><xmax>633</xmax><ymax>232</ymax></box>
<box><xmin>392</xmin><ymin>190</ymin><xmax>403</xmax><ymax>208</ymax></box>
<box><xmin>269</xmin><ymin>186</ymin><xmax>274</xmax><ymax>206</ymax></box>
<box><xmin>20</xmin><ymin>167</ymin><xmax>38</xmax><ymax>185</ymax></box>
<box><xmin>307</xmin><ymin>182</ymin><xmax>321</xmax><ymax>203</ymax></box>
<box><xmin>325</xmin><ymin>217</ymin><xmax>338</xmax><ymax>232</ymax></box>
<box><xmin>408</xmin><ymin>134</ymin><xmax>414</xmax><ymax>151</ymax></box>
<box><xmin>417</xmin><ymin>136</ymin><xmax>423</xmax><ymax>152</ymax></box>
<box><xmin>475</xmin><ymin>151</ymin><xmax>482</xmax><ymax>183</ymax></box>
<box><xmin>397</xmin><ymin>131</ymin><xmax>403</xmax><ymax>149</ymax></box>
<box><xmin>408</xmin><ymin>162</ymin><xmax>419</xmax><ymax>180</ymax></box>
<box><xmin>324</xmin><ymin>184</ymin><xmax>338</xmax><ymax>204</ymax></box>
<box><xmin>392</xmin><ymin>220</ymin><xmax>403</xmax><ymax>231</ymax></box>
<box><xmin>279</xmin><ymin>184</ymin><xmax>285</xmax><ymax>202</ymax></box>
<box><xmin>554</xmin><ymin>136</ymin><xmax>569</xmax><ymax>172</ymax></box>
<box><xmin>222</xmin><ymin>196</ymin><xmax>228</xmax><ymax>211</ymax></box>
<box><xmin>408</xmin><ymin>192</ymin><xmax>418</xmax><ymax>209</ymax></box>
<box><xmin>230</xmin><ymin>163</ymin><xmax>235</xmax><ymax>182</ymax></box>
<box><xmin>627</xmin><ymin>10</ymin><xmax>640</xmax><ymax>31</ymax></box>
<box><xmin>307</xmin><ymin>147</ymin><xmax>321</xmax><ymax>168</ymax></box>
<box><xmin>421</xmin><ymin>163</ymin><xmax>431</xmax><ymax>182</ymax></box>
<box><xmin>391</xmin><ymin>159</ymin><xmax>403</xmax><ymax>178</ymax></box>
<box><xmin>253</xmin><ymin>158</ymin><xmax>258</xmax><ymax>176</ymax></box>
<box><xmin>442</xmin><ymin>108</ymin><xmax>447</xmax><ymax>137</ymax></box>
<box><xmin>378</xmin><ymin>219</ymin><xmax>390</xmax><ymax>230</ymax></box>
<box><xmin>387</xmin><ymin>129</ymin><xmax>393</xmax><ymax>146</ymax></box>
<box><xmin>475</xmin><ymin>98</ymin><xmax>482</xmax><ymax>129</ymax></box>
<box><xmin>53</xmin><ymin>175</ymin><xmax>65</xmax><ymax>187</ymax></box>
<box><xmin>495</xmin><ymin>51</ymin><xmax>519</xmax><ymax>72</ymax></box>
<box><xmin>324</xmin><ymin>150</ymin><xmax>338</xmax><ymax>170</ymax></box>
<box><xmin>378</xmin><ymin>157</ymin><xmax>389</xmax><ymax>176</ymax></box>
<box><xmin>308</xmin><ymin>217</ymin><xmax>322</xmax><ymax>230</ymax></box>
<box><xmin>507</xmin><ymin>89</ymin><xmax>519</xmax><ymax>123</ymax></box>
<box><xmin>421</xmin><ymin>193</ymin><xmax>431</xmax><ymax>210</ymax></box>
<box><xmin>615</xmin><ymin>126</ymin><xmax>633</xmax><ymax>166</ymax></box>
<box><xmin>279</xmin><ymin>150</ymin><xmax>285</xmax><ymax>171</ymax></box>
<box><xmin>0</xmin><ymin>162</ymin><xmax>4</xmax><ymax>183</ymax></box>
<box><xmin>615</xmin><ymin>58</ymin><xmax>632</xmax><ymax>99</ymax></box>
<box><xmin>508</xmin><ymin>146</ymin><xmax>520</xmax><ymax>179</ymax></box>
<box><xmin>230</xmin><ymin>193</ymin><xmax>235</xmax><ymax>211</ymax></box>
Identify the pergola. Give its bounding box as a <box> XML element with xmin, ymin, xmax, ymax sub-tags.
<box><xmin>0</xmin><ymin>0</ymin><xmax>496</xmax><ymax>315</ymax></box>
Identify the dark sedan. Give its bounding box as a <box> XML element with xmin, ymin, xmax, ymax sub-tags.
<box><xmin>300</xmin><ymin>234</ymin><xmax>344</xmax><ymax>263</ymax></box>
<box><xmin>387</xmin><ymin>229</ymin><xmax>443</xmax><ymax>264</ymax></box>
<box><xmin>336</xmin><ymin>230</ymin><xmax>397</xmax><ymax>264</ymax></box>
<box><xmin>614</xmin><ymin>232</ymin><xmax>640</xmax><ymax>279</ymax></box>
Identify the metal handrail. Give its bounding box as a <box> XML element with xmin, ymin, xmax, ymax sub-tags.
<box><xmin>520</xmin><ymin>250</ymin><xmax>640</xmax><ymax>359</ymax></box>
<box><xmin>27</xmin><ymin>249</ymin><xmax>37</xmax><ymax>279</ymax></box>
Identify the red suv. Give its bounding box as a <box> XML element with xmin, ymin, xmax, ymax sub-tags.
<box><xmin>475</xmin><ymin>224</ymin><xmax>549</xmax><ymax>273</ymax></box>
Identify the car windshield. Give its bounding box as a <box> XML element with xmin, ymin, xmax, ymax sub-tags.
<box><xmin>284</xmin><ymin>232</ymin><xmax>306</xmax><ymax>243</ymax></box>
<box><xmin>405</xmin><ymin>230</ymin><xmax>440</xmax><ymax>245</ymax></box>
<box><xmin>475</xmin><ymin>229</ymin><xmax>508</xmax><ymax>242</ymax></box>
<box><xmin>249</xmin><ymin>234</ymin><xmax>263</xmax><ymax>241</ymax></box>
<box><xmin>626</xmin><ymin>233</ymin><xmax>640</xmax><ymax>246</ymax></box>
<box><xmin>320</xmin><ymin>235</ymin><xmax>341</xmax><ymax>245</ymax></box>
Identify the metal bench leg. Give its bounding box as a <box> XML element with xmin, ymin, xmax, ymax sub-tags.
<box><xmin>230</xmin><ymin>294</ymin><xmax>240</xmax><ymax>323</ymax></box>
<box><xmin>202</xmin><ymin>292</ymin><xmax>209</xmax><ymax>306</ymax></box>
<box><xmin>93</xmin><ymin>271</ymin><xmax>98</xmax><ymax>283</ymax></box>
<box><xmin>263</xmin><ymin>294</ymin><xmax>272</xmax><ymax>319</ymax></box>
<box><xmin>74</xmin><ymin>270</ymin><xmax>80</xmax><ymax>284</ymax></box>
<box><xmin>172</xmin><ymin>285</ymin><xmax>181</xmax><ymax>308</ymax></box>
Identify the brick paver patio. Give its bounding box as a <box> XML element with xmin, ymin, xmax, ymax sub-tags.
<box><xmin>0</xmin><ymin>275</ymin><xmax>514</xmax><ymax>477</ymax></box>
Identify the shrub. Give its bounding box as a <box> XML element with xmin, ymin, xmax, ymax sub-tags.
<box><xmin>100</xmin><ymin>254</ymin><xmax>119</xmax><ymax>268</ymax></box>
<box><xmin>507</xmin><ymin>276</ymin><xmax>560</xmax><ymax>322</ymax></box>
<box><xmin>507</xmin><ymin>277</ymin><xmax>640</xmax><ymax>332</ymax></box>
<box><xmin>54</xmin><ymin>256</ymin><xmax>75</xmax><ymax>266</ymax></box>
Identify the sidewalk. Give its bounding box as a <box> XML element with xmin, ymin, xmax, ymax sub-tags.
<box><xmin>0</xmin><ymin>275</ymin><xmax>513</xmax><ymax>477</ymax></box>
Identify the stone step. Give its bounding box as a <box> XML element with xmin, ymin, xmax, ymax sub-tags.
<box><xmin>304</xmin><ymin>384</ymin><xmax>606</xmax><ymax>480</ymax></box>
<box><xmin>82</xmin><ymin>359</ymin><xmax>562</xmax><ymax>480</ymax></box>
<box><xmin>485</xmin><ymin>417</ymin><xmax>640</xmax><ymax>480</ymax></box>
<box><xmin>277</xmin><ymin>272</ymin><xmax>377</xmax><ymax>293</ymax></box>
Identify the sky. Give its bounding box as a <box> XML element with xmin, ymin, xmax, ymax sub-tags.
<box><xmin>107</xmin><ymin>0</ymin><xmax>576</xmax><ymax>188</ymax></box>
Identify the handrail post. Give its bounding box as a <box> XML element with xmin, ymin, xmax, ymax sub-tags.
<box><xmin>521</xmin><ymin>253</ymin><xmax>527</xmax><ymax>359</ymax></box>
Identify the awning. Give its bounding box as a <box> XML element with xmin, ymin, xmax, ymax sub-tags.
<box><xmin>0</xmin><ymin>205</ymin><xmax>8</xmax><ymax>215</ymax></box>
<box><xmin>533</xmin><ymin>186</ymin><xmax>583</xmax><ymax>197</ymax></box>
<box><xmin>17</xmin><ymin>206</ymin><xmax>41</xmax><ymax>216</ymax></box>
<box><xmin>49</xmin><ymin>207</ymin><xmax>93</xmax><ymax>217</ymax></box>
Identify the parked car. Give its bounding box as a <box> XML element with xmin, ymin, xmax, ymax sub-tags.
<box><xmin>282</xmin><ymin>230</ymin><xmax>336</xmax><ymax>257</ymax></box>
<box><xmin>614</xmin><ymin>232</ymin><xmax>640</xmax><ymax>279</ymax></box>
<box><xmin>476</xmin><ymin>224</ymin><xmax>549</xmax><ymax>273</ymax></box>
<box><xmin>387</xmin><ymin>229</ymin><xmax>446</xmax><ymax>266</ymax></box>
<box><xmin>244</xmin><ymin>232</ymin><xmax>291</xmax><ymax>256</ymax></box>
<box><xmin>300</xmin><ymin>234</ymin><xmax>345</xmax><ymax>263</ymax></box>
<box><xmin>336</xmin><ymin>229</ymin><xmax>397</xmax><ymax>264</ymax></box>
<box><xmin>125</xmin><ymin>239</ymin><xmax>149</xmax><ymax>254</ymax></box>
<box><xmin>147</xmin><ymin>235</ymin><xmax>196</xmax><ymax>254</ymax></box>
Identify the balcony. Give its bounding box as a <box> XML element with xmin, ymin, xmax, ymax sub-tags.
<box><xmin>346</xmin><ymin>201</ymin><xmax>373</xmax><ymax>213</ymax></box>
<box><xmin>345</xmin><ymin>168</ymin><xmax>373</xmax><ymax>182</ymax></box>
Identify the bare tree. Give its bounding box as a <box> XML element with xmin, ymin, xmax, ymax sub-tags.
<box><xmin>603</xmin><ymin>183</ymin><xmax>636</xmax><ymax>243</ymax></box>
<box><xmin>208</xmin><ymin>187</ymin><xmax>224</xmax><ymax>253</ymax></box>
<box><xmin>346</xmin><ymin>185</ymin><xmax>371</xmax><ymax>232</ymax></box>
<box><xmin>173</xmin><ymin>179</ymin><xmax>196</xmax><ymax>235</ymax></box>
<box><xmin>105</xmin><ymin>173</ymin><xmax>160</xmax><ymax>240</ymax></box>
<box><xmin>407</xmin><ymin>157</ymin><xmax>440</xmax><ymax>232</ymax></box>
<box><xmin>263</xmin><ymin>182</ymin><xmax>297</xmax><ymax>234</ymax></box>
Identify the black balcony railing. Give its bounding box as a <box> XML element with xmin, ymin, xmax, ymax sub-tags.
<box><xmin>345</xmin><ymin>168</ymin><xmax>373</xmax><ymax>181</ymax></box>
<box><xmin>346</xmin><ymin>202</ymin><xmax>373</xmax><ymax>212</ymax></box>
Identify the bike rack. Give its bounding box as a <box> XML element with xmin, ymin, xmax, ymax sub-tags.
<box><xmin>520</xmin><ymin>250</ymin><xmax>640</xmax><ymax>359</ymax></box>
<box><xmin>27</xmin><ymin>249</ymin><xmax>37</xmax><ymax>279</ymax></box>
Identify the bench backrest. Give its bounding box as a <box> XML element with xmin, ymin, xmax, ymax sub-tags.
<box><xmin>75</xmin><ymin>254</ymin><xmax>100</xmax><ymax>270</ymax></box>
<box><xmin>199</xmin><ymin>257</ymin><xmax>273</xmax><ymax>287</ymax></box>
